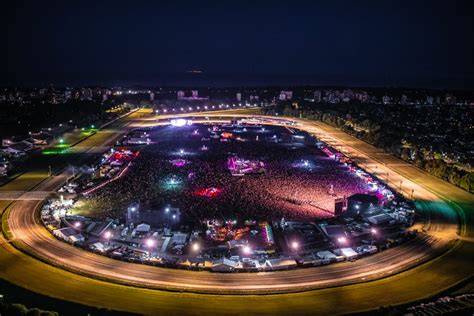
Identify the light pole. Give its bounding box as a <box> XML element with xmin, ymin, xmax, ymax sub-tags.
<box><xmin>48</xmin><ymin>165</ymin><xmax>52</xmax><ymax>176</ymax></box>
<box><xmin>370</xmin><ymin>228</ymin><xmax>377</xmax><ymax>245</ymax></box>
<box><xmin>291</xmin><ymin>241</ymin><xmax>299</xmax><ymax>253</ymax></box>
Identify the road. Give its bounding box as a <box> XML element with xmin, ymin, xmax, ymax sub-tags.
<box><xmin>1</xmin><ymin>108</ymin><xmax>473</xmax><ymax>315</ymax></box>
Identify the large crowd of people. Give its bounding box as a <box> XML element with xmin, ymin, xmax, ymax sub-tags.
<box><xmin>81</xmin><ymin>124</ymin><xmax>369</xmax><ymax>223</ymax></box>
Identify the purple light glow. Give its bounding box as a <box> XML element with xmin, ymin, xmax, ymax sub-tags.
<box><xmin>170</xmin><ymin>159</ymin><xmax>187</xmax><ymax>167</ymax></box>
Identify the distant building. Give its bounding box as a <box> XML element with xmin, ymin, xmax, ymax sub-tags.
<box><xmin>150</xmin><ymin>92</ymin><xmax>155</xmax><ymax>103</ymax></box>
<box><xmin>313</xmin><ymin>90</ymin><xmax>322</xmax><ymax>102</ymax></box>
<box><xmin>177</xmin><ymin>90</ymin><xmax>209</xmax><ymax>101</ymax></box>
<box><xmin>400</xmin><ymin>94</ymin><xmax>408</xmax><ymax>105</ymax></box>
<box><xmin>64</xmin><ymin>90</ymin><xmax>72</xmax><ymax>101</ymax></box>
<box><xmin>445</xmin><ymin>94</ymin><xmax>456</xmax><ymax>105</ymax></box>
<box><xmin>80</xmin><ymin>88</ymin><xmax>92</xmax><ymax>101</ymax></box>
<box><xmin>236</xmin><ymin>93</ymin><xmax>241</xmax><ymax>102</ymax></box>
<box><xmin>280</xmin><ymin>91</ymin><xmax>293</xmax><ymax>101</ymax></box>
<box><xmin>426</xmin><ymin>96</ymin><xmax>434</xmax><ymax>105</ymax></box>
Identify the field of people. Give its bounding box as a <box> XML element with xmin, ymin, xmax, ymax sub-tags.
<box><xmin>79</xmin><ymin>123</ymin><xmax>371</xmax><ymax>224</ymax></box>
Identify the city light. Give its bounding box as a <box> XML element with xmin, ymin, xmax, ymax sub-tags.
<box><xmin>242</xmin><ymin>245</ymin><xmax>251</xmax><ymax>255</ymax></box>
<box><xmin>371</xmin><ymin>228</ymin><xmax>378</xmax><ymax>234</ymax></box>
<box><xmin>145</xmin><ymin>238</ymin><xmax>155</xmax><ymax>248</ymax></box>
<box><xmin>192</xmin><ymin>243</ymin><xmax>200</xmax><ymax>252</ymax></box>
<box><xmin>171</xmin><ymin>158</ymin><xmax>187</xmax><ymax>167</ymax></box>
<box><xmin>74</xmin><ymin>222</ymin><xmax>81</xmax><ymax>228</ymax></box>
<box><xmin>291</xmin><ymin>241</ymin><xmax>299</xmax><ymax>250</ymax></box>
<box><xmin>337</xmin><ymin>236</ymin><xmax>347</xmax><ymax>244</ymax></box>
<box><xmin>103</xmin><ymin>231</ymin><xmax>112</xmax><ymax>239</ymax></box>
<box><xmin>171</xmin><ymin>119</ymin><xmax>187</xmax><ymax>127</ymax></box>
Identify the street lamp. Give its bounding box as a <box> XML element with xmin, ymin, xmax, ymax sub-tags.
<box><xmin>103</xmin><ymin>231</ymin><xmax>112</xmax><ymax>240</ymax></box>
<box><xmin>243</xmin><ymin>245</ymin><xmax>251</xmax><ymax>255</ymax></box>
<box><xmin>291</xmin><ymin>241</ymin><xmax>299</xmax><ymax>251</ymax></box>
<box><xmin>145</xmin><ymin>238</ymin><xmax>155</xmax><ymax>248</ymax></box>
<box><xmin>337</xmin><ymin>236</ymin><xmax>347</xmax><ymax>245</ymax></box>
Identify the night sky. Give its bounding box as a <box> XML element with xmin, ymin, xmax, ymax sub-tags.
<box><xmin>2</xmin><ymin>0</ymin><xmax>473</xmax><ymax>88</ymax></box>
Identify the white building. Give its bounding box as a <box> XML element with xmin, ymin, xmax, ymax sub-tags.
<box><xmin>280</xmin><ymin>91</ymin><xmax>293</xmax><ymax>101</ymax></box>
<box><xmin>136</xmin><ymin>223</ymin><xmax>151</xmax><ymax>233</ymax></box>
<box><xmin>212</xmin><ymin>258</ymin><xmax>238</xmax><ymax>272</ymax></box>
<box><xmin>53</xmin><ymin>227</ymin><xmax>84</xmax><ymax>244</ymax></box>
<box><xmin>334</xmin><ymin>247</ymin><xmax>358</xmax><ymax>260</ymax></box>
<box><xmin>313</xmin><ymin>90</ymin><xmax>322</xmax><ymax>102</ymax></box>
<box><xmin>265</xmin><ymin>258</ymin><xmax>297</xmax><ymax>271</ymax></box>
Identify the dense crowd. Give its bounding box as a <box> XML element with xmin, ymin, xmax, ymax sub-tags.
<box><xmin>83</xmin><ymin>125</ymin><xmax>369</xmax><ymax>223</ymax></box>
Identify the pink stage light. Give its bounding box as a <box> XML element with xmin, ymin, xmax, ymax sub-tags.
<box><xmin>170</xmin><ymin>159</ymin><xmax>187</xmax><ymax>167</ymax></box>
<box><xmin>194</xmin><ymin>187</ymin><xmax>223</xmax><ymax>198</ymax></box>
